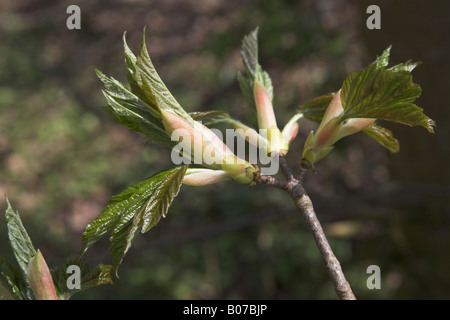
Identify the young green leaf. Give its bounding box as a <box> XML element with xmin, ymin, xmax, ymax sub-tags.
<box><xmin>81</xmin><ymin>166</ymin><xmax>187</xmax><ymax>273</ymax></box>
<box><xmin>99</xmin><ymin>28</ymin><xmax>203</xmax><ymax>147</ymax></box>
<box><xmin>189</xmin><ymin>110</ymin><xmax>255</xmax><ymax>132</ymax></box>
<box><xmin>300</xmin><ymin>47</ymin><xmax>434</xmax><ymax>134</ymax></box>
<box><xmin>340</xmin><ymin>54</ymin><xmax>434</xmax><ymax>133</ymax></box>
<box><xmin>237</xmin><ymin>72</ymin><xmax>256</xmax><ymax>109</ymax></box>
<box><xmin>97</xmin><ymin>70</ymin><xmax>174</xmax><ymax>148</ymax></box>
<box><xmin>363</xmin><ymin>122</ymin><xmax>400</xmax><ymax>153</ymax></box>
<box><xmin>129</xmin><ymin>28</ymin><xmax>194</xmax><ymax>125</ymax></box>
<box><xmin>238</xmin><ymin>27</ymin><xmax>274</xmax><ymax>107</ymax></box>
<box><xmin>78</xmin><ymin>264</ymin><xmax>113</xmax><ymax>292</ymax></box>
<box><xmin>299</xmin><ymin>92</ymin><xmax>335</xmax><ymax>123</ymax></box>
<box><xmin>388</xmin><ymin>60</ymin><xmax>421</xmax><ymax>73</ymax></box>
<box><xmin>299</xmin><ymin>92</ymin><xmax>402</xmax><ymax>153</ymax></box>
<box><xmin>80</xmin><ymin>172</ymin><xmax>161</xmax><ymax>255</ymax></box>
<box><xmin>298</xmin><ymin>46</ymin><xmax>435</xmax><ymax>157</ymax></box>
<box><xmin>51</xmin><ymin>257</ymin><xmax>112</xmax><ymax>300</ymax></box>
<box><xmin>189</xmin><ymin>110</ymin><xmax>234</xmax><ymax>127</ymax></box>
<box><xmin>109</xmin><ymin>165</ymin><xmax>187</xmax><ymax>272</ymax></box>
<box><xmin>373</xmin><ymin>46</ymin><xmax>391</xmax><ymax>68</ymax></box>
<box><xmin>4</xmin><ymin>197</ymin><xmax>36</xmax><ymax>278</ymax></box>
<box><xmin>123</xmin><ymin>32</ymin><xmax>150</xmax><ymax>107</ymax></box>
<box><xmin>0</xmin><ymin>256</ymin><xmax>28</xmax><ymax>300</ymax></box>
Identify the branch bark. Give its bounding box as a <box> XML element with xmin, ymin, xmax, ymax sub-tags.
<box><xmin>256</xmin><ymin>154</ymin><xmax>356</xmax><ymax>300</ymax></box>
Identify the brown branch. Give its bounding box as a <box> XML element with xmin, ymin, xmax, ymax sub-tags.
<box><xmin>256</xmin><ymin>173</ymin><xmax>288</xmax><ymax>190</ymax></box>
<box><xmin>257</xmin><ymin>154</ymin><xmax>356</xmax><ymax>300</ymax></box>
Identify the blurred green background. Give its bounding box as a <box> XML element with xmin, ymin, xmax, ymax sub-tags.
<box><xmin>0</xmin><ymin>0</ymin><xmax>449</xmax><ymax>299</ymax></box>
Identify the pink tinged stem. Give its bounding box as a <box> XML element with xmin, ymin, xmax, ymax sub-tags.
<box><xmin>282</xmin><ymin>121</ymin><xmax>299</xmax><ymax>145</ymax></box>
<box><xmin>282</xmin><ymin>113</ymin><xmax>303</xmax><ymax>145</ymax></box>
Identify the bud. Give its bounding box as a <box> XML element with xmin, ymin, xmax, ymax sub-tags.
<box><xmin>182</xmin><ymin>169</ymin><xmax>228</xmax><ymax>186</ymax></box>
<box><xmin>162</xmin><ymin>109</ymin><xmax>206</xmax><ymax>164</ymax></box>
<box><xmin>162</xmin><ymin>109</ymin><xmax>228</xmax><ymax>166</ymax></box>
<box><xmin>199</xmin><ymin>123</ymin><xmax>235</xmax><ymax>160</ymax></box>
<box><xmin>162</xmin><ymin>109</ymin><xmax>258</xmax><ymax>184</ymax></box>
<box><xmin>266</xmin><ymin>126</ymin><xmax>288</xmax><ymax>155</ymax></box>
<box><xmin>254</xmin><ymin>79</ymin><xmax>277</xmax><ymax>130</ymax></box>
<box><xmin>302</xmin><ymin>90</ymin><xmax>375</xmax><ymax>165</ymax></box>
<box><xmin>253</xmin><ymin>80</ymin><xmax>287</xmax><ymax>155</ymax></box>
<box><xmin>317</xmin><ymin>90</ymin><xmax>344</xmax><ymax>133</ymax></box>
<box><xmin>221</xmin><ymin>156</ymin><xmax>257</xmax><ymax>184</ymax></box>
<box><xmin>315</xmin><ymin>116</ymin><xmax>342</xmax><ymax>147</ymax></box>
<box><xmin>26</xmin><ymin>250</ymin><xmax>58</xmax><ymax>300</ymax></box>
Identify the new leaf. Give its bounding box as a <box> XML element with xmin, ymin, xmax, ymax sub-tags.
<box><xmin>80</xmin><ymin>166</ymin><xmax>187</xmax><ymax>273</ymax></box>
<box><xmin>298</xmin><ymin>46</ymin><xmax>434</xmax><ymax>153</ymax></box>
<box><xmin>238</xmin><ymin>27</ymin><xmax>274</xmax><ymax>108</ymax></box>
<box><xmin>340</xmin><ymin>48</ymin><xmax>435</xmax><ymax>133</ymax></box>
<box><xmin>51</xmin><ymin>257</ymin><xmax>112</xmax><ymax>300</ymax></box>
<box><xmin>5</xmin><ymin>198</ymin><xmax>36</xmax><ymax>278</ymax></box>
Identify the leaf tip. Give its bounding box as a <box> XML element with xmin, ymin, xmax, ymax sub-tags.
<box><xmin>426</xmin><ymin>118</ymin><xmax>436</xmax><ymax>133</ymax></box>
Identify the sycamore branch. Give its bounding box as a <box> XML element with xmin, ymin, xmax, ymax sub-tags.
<box><xmin>256</xmin><ymin>155</ymin><xmax>356</xmax><ymax>300</ymax></box>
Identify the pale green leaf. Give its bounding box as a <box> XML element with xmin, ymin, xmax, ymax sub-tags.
<box><xmin>4</xmin><ymin>198</ymin><xmax>36</xmax><ymax>278</ymax></box>
<box><xmin>373</xmin><ymin>46</ymin><xmax>391</xmax><ymax>68</ymax></box>
<box><xmin>237</xmin><ymin>71</ymin><xmax>256</xmax><ymax>109</ymax></box>
<box><xmin>388</xmin><ymin>60</ymin><xmax>421</xmax><ymax>73</ymax></box>
<box><xmin>363</xmin><ymin>122</ymin><xmax>400</xmax><ymax>153</ymax></box>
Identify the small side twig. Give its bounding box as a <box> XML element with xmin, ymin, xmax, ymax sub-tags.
<box><xmin>256</xmin><ymin>154</ymin><xmax>356</xmax><ymax>300</ymax></box>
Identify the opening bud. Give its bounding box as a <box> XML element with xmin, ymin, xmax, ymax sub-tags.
<box><xmin>182</xmin><ymin>169</ymin><xmax>228</xmax><ymax>186</ymax></box>
<box><xmin>26</xmin><ymin>250</ymin><xmax>58</xmax><ymax>300</ymax></box>
<box><xmin>254</xmin><ymin>79</ymin><xmax>277</xmax><ymax>130</ymax></box>
<box><xmin>301</xmin><ymin>90</ymin><xmax>375</xmax><ymax>165</ymax></box>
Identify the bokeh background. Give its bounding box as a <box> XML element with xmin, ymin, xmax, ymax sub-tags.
<box><xmin>0</xmin><ymin>0</ymin><xmax>449</xmax><ymax>299</ymax></box>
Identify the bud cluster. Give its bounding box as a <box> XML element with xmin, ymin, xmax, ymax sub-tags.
<box><xmin>161</xmin><ymin>109</ymin><xmax>257</xmax><ymax>185</ymax></box>
<box><xmin>302</xmin><ymin>90</ymin><xmax>375</xmax><ymax>165</ymax></box>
